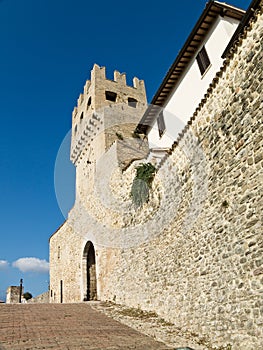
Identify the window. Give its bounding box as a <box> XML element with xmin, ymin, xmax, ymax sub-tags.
<box><xmin>196</xmin><ymin>46</ymin><xmax>211</xmax><ymax>75</ymax></box>
<box><xmin>128</xmin><ymin>97</ymin><xmax>137</xmax><ymax>108</ymax></box>
<box><xmin>87</xmin><ymin>97</ymin><xmax>91</xmax><ymax>107</ymax></box>
<box><xmin>74</xmin><ymin>125</ymin><xmax>77</xmax><ymax>134</ymax></box>
<box><xmin>80</xmin><ymin>112</ymin><xmax>84</xmax><ymax>122</ymax></box>
<box><xmin>157</xmin><ymin>111</ymin><xmax>166</xmax><ymax>138</ymax></box>
<box><xmin>105</xmin><ymin>91</ymin><xmax>117</xmax><ymax>102</ymax></box>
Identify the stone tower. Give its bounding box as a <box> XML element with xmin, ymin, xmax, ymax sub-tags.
<box><xmin>49</xmin><ymin>64</ymin><xmax>148</xmax><ymax>303</ymax></box>
<box><xmin>69</xmin><ymin>64</ymin><xmax>148</xmax><ymax>205</ymax></box>
<box><xmin>70</xmin><ymin>64</ymin><xmax>147</xmax><ymax>165</ymax></box>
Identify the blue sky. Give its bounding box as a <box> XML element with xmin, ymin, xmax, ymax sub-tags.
<box><xmin>0</xmin><ymin>0</ymin><xmax>250</xmax><ymax>301</ymax></box>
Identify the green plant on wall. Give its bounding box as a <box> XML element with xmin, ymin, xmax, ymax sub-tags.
<box><xmin>23</xmin><ymin>292</ymin><xmax>33</xmax><ymax>300</ymax></box>
<box><xmin>115</xmin><ymin>132</ymin><xmax>124</xmax><ymax>140</ymax></box>
<box><xmin>131</xmin><ymin>163</ymin><xmax>156</xmax><ymax>207</ymax></box>
<box><xmin>132</xmin><ymin>131</ymin><xmax>141</xmax><ymax>139</ymax></box>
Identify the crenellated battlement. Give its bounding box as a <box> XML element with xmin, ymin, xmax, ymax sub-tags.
<box><xmin>70</xmin><ymin>64</ymin><xmax>147</xmax><ymax>165</ymax></box>
<box><xmin>114</xmin><ymin>70</ymin><xmax>126</xmax><ymax>85</ymax></box>
<box><xmin>91</xmin><ymin>63</ymin><xmax>145</xmax><ymax>90</ymax></box>
<box><xmin>77</xmin><ymin>94</ymin><xmax>84</xmax><ymax>107</ymax></box>
<box><xmin>72</xmin><ymin>64</ymin><xmax>146</xmax><ymax>122</ymax></box>
<box><xmin>84</xmin><ymin>80</ymin><xmax>91</xmax><ymax>94</ymax></box>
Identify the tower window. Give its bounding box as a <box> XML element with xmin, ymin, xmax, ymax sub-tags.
<box><xmin>80</xmin><ymin>112</ymin><xmax>84</xmax><ymax>122</ymax></box>
<box><xmin>128</xmin><ymin>97</ymin><xmax>137</xmax><ymax>108</ymax></box>
<box><xmin>157</xmin><ymin>111</ymin><xmax>166</xmax><ymax>138</ymax></box>
<box><xmin>105</xmin><ymin>91</ymin><xmax>117</xmax><ymax>102</ymax></box>
<box><xmin>196</xmin><ymin>46</ymin><xmax>211</xmax><ymax>75</ymax></box>
<box><xmin>74</xmin><ymin>125</ymin><xmax>77</xmax><ymax>134</ymax></box>
<box><xmin>87</xmin><ymin>97</ymin><xmax>91</xmax><ymax>107</ymax></box>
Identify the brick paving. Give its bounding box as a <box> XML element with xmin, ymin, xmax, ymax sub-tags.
<box><xmin>0</xmin><ymin>303</ymin><xmax>172</xmax><ymax>350</ymax></box>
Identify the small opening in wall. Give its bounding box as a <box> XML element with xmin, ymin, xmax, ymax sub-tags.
<box><xmin>50</xmin><ymin>290</ymin><xmax>53</xmax><ymax>297</ymax></box>
<box><xmin>128</xmin><ymin>97</ymin><xmax>137</xmax><ymax>108</ymax></box>
<box><xmin>74</xmin><ymin>125</ymin><xmax>77</xmax><ymax>134</ymax></box>
<box><xmin>105</xmin><ymin>91</ymin><xmax>117</xmax><ymax>102</ymax></box>
<box><xmin>87</xmin><ymin>97</ymin><xmax>91</xmax><ymax>107</ymax></box>
<box><xmin>60</xmin><ymin>280</ymin><xmax>63</xmax><ymax>303</ymax></box>
<box><xmin>80</xmin><ymin>112</ymin><xmax>84</xmax><ymax>122</ymax></box>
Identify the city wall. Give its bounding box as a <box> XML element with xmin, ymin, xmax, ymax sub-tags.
<box><xmin>50</xmin><ymin>6</ymin><xmax>263</xmax><ymax>349</ymax></box>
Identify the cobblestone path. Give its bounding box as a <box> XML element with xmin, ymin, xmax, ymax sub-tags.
<box><xmin>0</xmin><ymin>303</ymin><xmax>172</xmax><ymax>350</ymax></box>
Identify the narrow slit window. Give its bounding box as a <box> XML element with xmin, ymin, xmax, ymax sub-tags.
<box><xmin>157</xmin><ymin>111</ymin><xmax>166</xmax><ymax>138</ymax></box>
<box><xmin>80</xmin><ymin>112</ymin><xmax>84</xmax><ymax>122</ymax></box>
<box><xmin>128</xmin><ymin>97</ymin><xmax>137</xmax><ymax>108</ymax></box>
<box><xmin>60</xmin><ymin>280</ymin><xmax>63</xmax><ymax>303</ymax></box>
<box><xmin>105</xmin><ymin>91</ymin><xmax>117</xmax><ymax>102</ymax></box>
<box><xmin>196</xmin><ymin>46</ymin><xmax>210</xmax><ymax>75</ymax></box>
<box><xmin>87</xmin><ymin>97</ymin><xmax>91</xmax><ymax>107</ymax></box>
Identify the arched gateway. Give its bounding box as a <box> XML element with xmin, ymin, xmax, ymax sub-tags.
<box><xmin>83</xmin><ymin>241</ymin><xmax>97</xmax><ymax>301</ymax></box>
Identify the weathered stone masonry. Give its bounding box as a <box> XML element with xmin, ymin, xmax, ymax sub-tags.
<box><xmin>50</xmin><ymin>4</ymin><xmax>263</xmax><ymax>349</ymax></box>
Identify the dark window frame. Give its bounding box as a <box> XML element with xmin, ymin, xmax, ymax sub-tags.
<box><xmin>105</xmin><ymin>91</ymin><xmax>117</xmax><ymax>102</ymax></box>
<box><xmin>157</xmin><ymin>111</ymin><xmax>166</xmax><ymax>138</ymax></box>
<box><xmin>196</xmin><ymin>46</ymin><xmax>211</xmax><ymax>76</ymax></box>
<box><xmin>128</xmin><ymin>97</ymin><xmax>138</xmax><ymax>108</ymax></box>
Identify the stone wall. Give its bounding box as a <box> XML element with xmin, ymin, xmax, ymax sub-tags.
<box><xmin>27</xmin><ymin>291</ymin><xmax>49</xmax><ymax>304</ymax></box>
<box><xmin>6</xmin><ymin>286</ymin><xmax>23</xmax><ymax>304</ymax></box>
<box><xmin>50</xmin><ymin>5</ymin><xmax>263</xmax><ymax>349</ymax></box>
<box><xmin>50</xmin><ymin>222</ymin><xmax>84</xmax><ymax>303</ymax></box>
<box><xmin>70</xmin><ymin>64</ymin><xmax>147</xmax><ymax>166</ymax></box>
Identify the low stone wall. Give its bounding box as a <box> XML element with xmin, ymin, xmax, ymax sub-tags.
<box><xmin>6</xmin><ymin>286</ymin><xmax>23</xmax><ymax>304</ymax></box>
<box><xmin>28</xmin><ymin>292</ymin><xmax>49</xmax><ymax>304</ymax></box>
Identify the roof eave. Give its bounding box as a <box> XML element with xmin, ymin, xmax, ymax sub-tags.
<box><xmin>137</xmin><ymin>0</ymin><xmax>245</xmax><ymax>135</ymax></box>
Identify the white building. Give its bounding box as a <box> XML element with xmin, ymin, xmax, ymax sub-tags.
<box><xmin>136</xmin><ymin>1</ymin><xmax>245</xmax><ymax>162</ymax></box>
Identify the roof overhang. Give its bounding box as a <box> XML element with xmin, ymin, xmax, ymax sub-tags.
<box><xmin>136</xmin><ymin>0</ymin><xmax>245</xmax><ymax>134</ymax></box>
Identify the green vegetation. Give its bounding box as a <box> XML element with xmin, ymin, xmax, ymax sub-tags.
<box><xmin>23</xmin><ymin>292</ymin><xmax>33</xmax><ymax>300</ymax></box>
<box><xmin>132</xmin><ymin>131</ymin><xmax>141</xmax><ymax>138</ymax></box>
<box><xmin>131</xmin><ymin>163</ymin><xmax>156</xmax><ymax>207</ymax></box>
<box><xmin>118</xmin><ymin>306</ymin><xmax>158</xmax><ymax>319</ymax></box>
<box><xmin>115</xmin><ymin>132</ymin><xmax>124</xmax><ymax>140</ymax></box>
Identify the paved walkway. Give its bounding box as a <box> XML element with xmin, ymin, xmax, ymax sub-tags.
<box><xmin>0</xmin><ymin>303</ymin><xmax>172</xmax><ymax>350</ymax></box>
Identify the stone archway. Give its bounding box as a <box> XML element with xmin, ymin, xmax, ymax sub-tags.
<box><xmin>83</xmin><ymin>241</ymin><xmax>97</xmax><ymax>301</ymax></box>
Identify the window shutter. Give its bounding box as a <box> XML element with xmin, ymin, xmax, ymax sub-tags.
<box><xmin>196</xmin><ymin>46</ymin><xmax>210</xmax><ymax>75</ymax></box>
<box><xmin>157</xmin><ymin>111</ymin><xmax>166</xmax><ymax>138</ymax></box>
